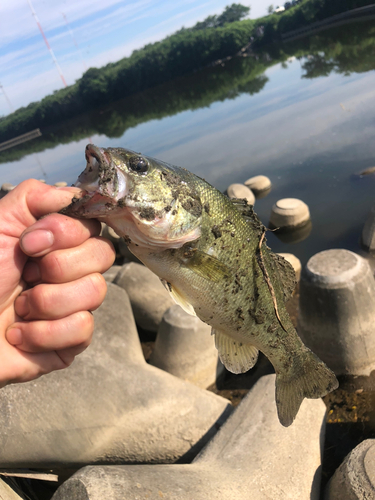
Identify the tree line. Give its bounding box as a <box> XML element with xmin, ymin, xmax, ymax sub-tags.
<box><xmin>0</xmin><ymin>0</ymin><xmax>374</xmax><ymax>148</ymax></box>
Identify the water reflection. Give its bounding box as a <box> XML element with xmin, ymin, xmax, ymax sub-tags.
<box><xmin>0</xmin><ymin>56</ymin><xmax>270</xmax><ymax>165</ymax></box>
<box><xmin>0</xmin><ymin>18</ymin><xmax>375</xmax><ymax>264</ymax></box>
<box><xmin>2</xmin><ymin>18</ymin><xmax>375</xmax><ymax>165</ymax></box>
<box><xmin>272</xmin><ymin>220</ymin><xmax>313</xmax><ymax>245</ymax></box>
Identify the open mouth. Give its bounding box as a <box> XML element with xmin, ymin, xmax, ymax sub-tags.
<box><xmin>74</xmin><ymin>144</ymin><xmax>128</xmax><ymax>200</ymax></box>
<box><xmin>61</xmin><ymin>144</ymin><xmax>129</xmax><ymax>218</ymax></box>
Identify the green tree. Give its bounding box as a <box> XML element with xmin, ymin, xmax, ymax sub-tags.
<box><xmin>193</xmin><ymin>15</ymin><xmax>218</xmax><ymax>30</ymax></box>
<box><xmin>216</xmin><ymin>4</ymin><xmax>251</xmax><ymax>26</ymax></box>
<box><xmin>78</xmin><ymin>67</ymin><xmax>110</xmax><ymax>104</ymax></box>
<box><xmin>190</xmin><ymin>4</ymin><xmax>250</xmax><ymax>32</ymax></box>
<box><xmin>268</xmin><ymin>5</ymin><xmax>274</xmax><ymax>14</ymax></box>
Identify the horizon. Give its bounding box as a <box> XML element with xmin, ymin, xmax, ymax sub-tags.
<box><xmin>0</xmin><ymin>0</ymin><xmax>273</xmax><ymax>118</ymax></box>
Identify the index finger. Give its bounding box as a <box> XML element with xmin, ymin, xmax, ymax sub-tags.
<box><xmin>20</xmin><ymin>213</ymin><xmax>101</xmax><ymax>258</ymax></box>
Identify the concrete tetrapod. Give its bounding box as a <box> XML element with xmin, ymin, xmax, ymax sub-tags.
<box><xmin>244</xmin><ymin>175</ymin><xmax>271</xmax><ymax>198</ymax></box>
<box><xmin>102</xmin><ymin>264</ymin><xmax>121</xmax><ymax>282</ymax></box>
<box><xmin>52</xmin><ymin>374</ymin><xmax>326</xmax><ymax>500</ymax></box>
<box><xmin>270</xmin><ymin>198</ymin><xmax>310</xmax><ymax>229</ymax></box>
<box><xmin>362</xmin><ymin>203</ymin><xmax>375</xmax><ymax>251</ymax></box>
<box><xmin>298</xmin><ymin>249</ymin><xmax>375</xmax><ymax>376</ymax></box>
<box><xmin>277</xmin><ymin>252</ymin><xmax>302</xmax><ymax>281</ymax></box>
<box><xmin>114</xmin><ymin>262</ymin><xmax>175</xmax><ymax>332</ymax></box>
<box><xmin>0</xmin><ymin>479</ymin><xmax>23</xmax><ymax>500</ymax></box>
<box><xmin>227</xmin><ymin>183</ymin><xmax>255</xmax><ymax>205</ymax></box>
<box><xmin>0</xmin><ymin>283</ymin><xmax>231</xmax><ymax>468</ymax></box>
<box><xmin>149</xmin><ymin>305</ymin><xmax>223</xmax><ymax>388</ymax></box>
<box><xmin>0</xmin><ymin>183</ymin><xmax>15</xmax><ymax>199</ymax></box>
<box><xmin>325</xmin><ymin>439</ymin><xmax>375</xmax><ymax>500</ymax></box>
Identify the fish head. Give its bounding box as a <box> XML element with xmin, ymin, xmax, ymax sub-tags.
<box><xmin>62</xmin><ymin>144</ymin><xmax>202</xmax><ymax>249</ymax></box>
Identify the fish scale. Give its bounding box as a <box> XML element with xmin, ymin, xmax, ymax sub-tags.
<box><xmin>61</xmin><ymin>144</ymin><xmax>339</xmax><ymax>426</ymax></box>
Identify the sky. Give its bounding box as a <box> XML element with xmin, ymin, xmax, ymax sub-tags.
<box><xmin>0</xmin><ymin>0</ymin><xmax>273</xmax><ymax>118</ymax></box>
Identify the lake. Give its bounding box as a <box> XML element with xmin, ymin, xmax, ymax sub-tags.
<box><xmin>1</xmin><ymin>18</ymin><xmax>375</xmax><ymax>266</ymax></box>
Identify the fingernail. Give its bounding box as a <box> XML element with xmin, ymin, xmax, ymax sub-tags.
<box><xmin>6</xmin><ymin>328</ymin><xmax>23</xmax><ymax>346</ymax></box>
<box><xmin>15</xmin><ymin>295</ymin><xmax>29</xmax><ymax>318</ymax></box>
<box><xmin>21</xmin><ymin>229</ymin><xmax>54</xmax><ymax>255</ymax></box>
<box><xmin>56</xmin><ymin>186</ymin><xmax>82</xmax><ymax>193</ymax></box>
<box><xmin>23</xmin><ymin>261</ymin><xmax>41</xmax><ymax>283</ymax></box>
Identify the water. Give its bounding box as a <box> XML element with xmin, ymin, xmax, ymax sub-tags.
<box><xmin>1</xmin><ymin>19</ymin><xmax>375</xmax><ymax>265</ymax></box>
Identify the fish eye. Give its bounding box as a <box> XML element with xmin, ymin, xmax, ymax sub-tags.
<box><xmin>129</xmin><ymin>156</ymin><xmax>149</xmax><ymax>174</ymax></box>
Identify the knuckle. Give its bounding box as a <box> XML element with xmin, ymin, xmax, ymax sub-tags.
<box><xmin>18</xmin><ymin>179</ymin><xmax>43</xmax><ymax>191</ymax></box>
<box><xmin>42</xmin><ymin>252</ymin><xmax>65</xmax><ymax>282</ymax></box>
<box><xmin>98</xmin><ymin>236</ymin><xmax>116</xmax><ymax>257</ymax></box>
<box><xmin>29</xmin><ymin>325</ymin><xmax>47</xmax><ymax>349</ymax></box>
<box><xmin>29</xmin><ymin>285</ymin><xmax>49</xmax><ymax>315</ymax></box>
<box><xmin>87</xmin><ymin>273</ymin><xmax>107</xmax><ymax>305</ymax></box>
<box><xmin>76</xmin><ymin>311</ymin><xmax>95</xmax><ymax>344</ymax></box>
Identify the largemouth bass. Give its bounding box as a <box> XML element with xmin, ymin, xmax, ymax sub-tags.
<box><xmin>62</xmin><ymin>144</ymin><xmax>338</xmax><ymax>426</ymax></box>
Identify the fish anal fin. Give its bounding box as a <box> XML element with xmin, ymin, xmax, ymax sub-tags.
<box><xmin>213</xmin><ymin>328</ymin><xmax>259</xmax><ymax>374</ymax></box>
<box><xmin>275</xmin><ymin>349</ymin><xmax>338</xmax><ymax>427</ymax></box>
<box><xmin>160</xmin><ymin>279</ymin><xmax>196</xmax><ymax>316</ymax></box>
<box><xmin>269</xmin><ymin>252</ymin><xmax>296</xmax><ymax>302</ymax></box>
<box><xmin>182</xmin><ymin>250</ymin><xmax>230</xmax><ymax>283</ymax></box>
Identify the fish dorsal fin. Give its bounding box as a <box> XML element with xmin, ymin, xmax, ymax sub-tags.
<box><xmin>181</xmin><ymin>249</ymin><xmax>231</xmax><ymax>283</ymax></box>
<box><xmin>269</xmin><ymin>252</ymin><xmax>296</xmax><ymax>302</ymax></box>
<box><xmin>213</xmin><ymin>328</ymin><xmax>259</xmax><ymax>374</ymax></box>
<box><xmin>230</xmin><ymin>198</ymin><xmax>264</xmax><ymax>233</ymax></box>
<box><xmin>160</xmin><ymin>279</ymin><xmax>196</xmax><ymax>316</ymax></box>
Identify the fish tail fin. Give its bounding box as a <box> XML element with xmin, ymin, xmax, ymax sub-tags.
<box><xmin>275</xmin><ymin>348</ymin><xmax>338</xmax><ymax>427</ymax></box>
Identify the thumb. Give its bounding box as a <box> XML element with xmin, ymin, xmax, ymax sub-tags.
<box><xmin>0</xmin><ymin>180</ymin><xmax>82</xmax><ymax>228</ymax></box>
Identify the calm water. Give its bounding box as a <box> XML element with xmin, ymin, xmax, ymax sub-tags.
<box><xmin>1</xmin><ymin>19</ymin><xmax>375</xmax><ymax>265</ymax></box>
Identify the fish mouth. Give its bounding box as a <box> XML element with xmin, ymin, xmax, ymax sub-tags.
<box><xmin>64</xmin><ymin>144</ymin><xmax>128</xmax><ymax>217</ymax></box>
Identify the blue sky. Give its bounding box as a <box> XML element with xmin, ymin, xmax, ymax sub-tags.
<box><xmin>0</xmin><ymin>0</ymin><xmax>272</xmax><ymax>117</ymax></box>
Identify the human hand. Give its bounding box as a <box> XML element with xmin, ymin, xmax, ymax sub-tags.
<box><xmin>0</xmin><ymin>179</ymin><xmax>115</xmax><ymax>388</ymax></box>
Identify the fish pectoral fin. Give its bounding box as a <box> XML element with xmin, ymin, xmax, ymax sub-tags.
<box><xmin>213</xmin><ymin>328</ymin><xmax>259</xmax><ymax>374</ymax></box>
<box><xmin>182</xmin><ymin>250</ymin><xmax>230</xmax><ymax>283</ymax></box>
<box><xmin>269</xmin><ymin>252</ymin><xmax>296</xmax><ymax>302</ymax></box>
<box><xmin>160</xmin><ymin>279</ymin><xmax>196</xmax><ymax>316</ymax></box>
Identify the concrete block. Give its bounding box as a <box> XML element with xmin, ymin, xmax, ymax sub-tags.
<box><xmin>0</xmin><ymin>183</ymin><xmax>15</xmax><ymax>199</ymax></box>
<box><xmin>270</xmin><ymin>198</ymin><xmax>310</xmax><ymax>229</ymax></box>
<box><xmin>325</xmin><ymin>439</ymin><xmax>375</xmax><ymax>500</ymax></box>
<box><xmin>227</xmin><ymin>183</ymin><xmax>255</xmax><ymax>205</ymax></box>
<box><xmin>244</xmin><ymin>175</ymin><xmax>271</xmax><ymax>198</ymax></box>
<box><xmin>114</xmin><ymin>262</ymin><xmax>175</xmax><ymax>332</ymax></box>
<box><xmin>0</xmin><ymin>283</ymin><xmax>231</xmax><ymax>468</ymax></box>
<box><xmin>102</xmin><ymin>265</ymin><xmax>121</xmax><ymax>282</ymax></box>
<box><xmin>52</xmin><ymin>374</ymin><xmax>326</xmax><ymax>500</ymax></box>
<box><xmin>277</xmin><ymin>252</ymin><xmax>302</xmax><ymax>281</ymax></box>
<box><xmin>362</xmin><ymin>203</ymin><xmax>375</xmax><ymax>250</ymax></box>
<box><xmin>273</xmin><ymin>219</ymin><xmax>312</xmax><ymax>244</ymax></box>
<box><xmin>101</xmin><ymin>223</ymin><xmax>121</xmax><ymax>243</ymax></box>
<box><xmin>149</xmin><ymin>305</ymin><xmax>223</xmax><ymax>388</ymax></box>
<box><xmin>298</xmin><ymin>249</ymin><xmax>375</xmax><ymax>375</ymax></box>
<box><xmin>0</xmin><ymin>479</ymin><xmax>23</xmax><ymax>500</ymax></box>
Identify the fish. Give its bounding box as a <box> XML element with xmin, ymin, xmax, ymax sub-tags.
<box><xmin>61</xmin><ymin>144</ymin><xmax>338</xmax><ymax>426</ymax></box>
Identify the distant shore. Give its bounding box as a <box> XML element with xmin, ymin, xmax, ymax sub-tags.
<box><xmin>0</xmin><ymin>0</ymin><xmax>373</xmax><ymax>156</ymax></box>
